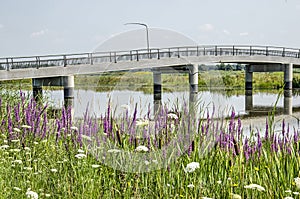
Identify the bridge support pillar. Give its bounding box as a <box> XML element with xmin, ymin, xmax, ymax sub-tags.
<box><xmin>245</xmin><ymin>65</ymin><xmax>253</xmax><ymax>94</ymax></box>
<box><xmin>284</xmin><ymin>63</ymin><xmax>293</xmax><ymax>93</ymax></box>
<box><xmin>153</xmin><ymin>71</ymin><xmax>162</xmax><ymax>114</ymax></box>
<box><xmin>189</xmin><ymin>64</ymin><xmax>198</xmax><ymax>94</ymax></box>
<box><xmin>32</xmin><ymin>78</ymin><xmax>43</xmax><ymax>102</ymax></box>
<box><xmin>245</xmin><ymin>94</ymin><xmax>253</xmax><ymax>111</ymax></box>
<box><xmin>284</xmin><ymin>94</ymin><xmax>293</xmax><ymax>115</ymax></box>
<box><xmin>63</xmin><ymin>76</ymin><xmax>75</xmax><ymax>108</ymax></box>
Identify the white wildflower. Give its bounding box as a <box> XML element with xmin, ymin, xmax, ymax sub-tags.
<box><xmin>152</xmin><ymin>160</ymin><xmax>158</xmax><ymax>164</ymax></box>
<box><xmin>21</xmin><ymin>125</ymin><xmax>32</xmax><ymax>129</ymax></box>
<box><xmin>136</xmin><ymin>120</ymin><xmax>149</xmax><ymax>127</ymax></box>
<box><xmin>50</xmin><ymin>169</ymin><xmax>57</xmax><ymax>173</ymax></box>
<box><xmin>0</xmin><ymin>145</ymin><xmax>9</xmax><ymax>149</ymax></box>
<box><xmin>12</xmin><ymin>160</ymin><xmax>22</xmax><ymax>164</ymax></box>
<box><xmin>70</xmin><ymin>126</ymin><xmax>78</xmax><ymax>131</ymax></box>
<box><xmin>227</xmin><ymin>177</ymin><xmax>232</xmax><ymax>181</ymax></box>
<box><xmin>81</xmin><ymin>135</ymin><xmax>92</xmax><ymax>141</ymax></box>
<box><xmin>33</xmin><ymin>142</ymin><xmax>38</xmax><ymax>145</ymax></box>
<box><xmin>144</xmin><ymin>160</ymin><xmax>150</xmax><ymax>165</ymax></box>
<box><xmin>3</xmin><ymin>140</ymin><xmax>8</xmax><ymax>143</ymax></box>
<box><xmin>231</xmin><ymin>193</ymin><xmax>242</xmax><ymax>199</ymax></box>
<box><xmin>294</xmin><ymin>177</ymin><xmax>300</xmax><ymax>189</ymax></box>
<box><xmin>45</xmin><ymin>194</ymin><xmax>51</xmax><ymax>197</ymax></box>
<box><xmin>284</xmin><ymin>197</ymin><xmax>294</xmax><ymax>199</ymax></box>
<box><xmin>91</xmin><ymin>164</ymin><xmax>100</xmax><ymax>168</ymax></box>
<box><xmin>13</xmin><ymin>128</ymin><xmax>21</xmax><ymax>133</ymax></box>
<box><xmin>135</xmin><ymin>145</ymin><xmax>149</xmax><ymax>152</ymax></box>
<box><xmin>244</xmin><ymin>183</ymin><xmax>265</xmax><ymax>191</ymax></box>
<box><xmin>201</xmin><ymin>197</ymin><xmax>213</xmax><ymax>199</ymax></box>
<box><xmin>167</xmin><ymin>113</ymin><xmax>179</xmax><ymax>120</ymax></box>
<box><xmin>77</xmin><ymin>149</ymin><xmax>85</xmax><ymax>153</ymax></box>
<box><xmin>184</xmin><ymin>162</ymin><xmax>200</xmax><ymax>173</ymax></box>
<box><xmin>11</xmin><ymin>139</ymin><xmax>20</xmax><ymax>143</ymax></box>
<box><xmin>107</xmin><ymin>149</ymin><xmax>121</xmax><ymax>153</ymax></box>
<box><xmin>24</xmin><ymin>167</ymin><xmax>33</xmax><ymax>171</ymax></box>
<box><xmin>217</xmin><ymin>180</ymin><xmax>222</xmax><ymax>184</ymax></box>
<box><xmin>187</xmin><ymin>184</ymin><xmax>194</xmax><ymax>188</ymax></box>
<box><xmin>75</xmin><ymin>153</ymin><xmax>86</xmax><ymax>159</ymax></box>
<box><xmin>13</xmin><ymin>187</ymin><xmax>21</xmax><ymax>191</ymax></box>
<box><xmin>286</xmin><ymin>190</ymin><xmax>292</xmax><ymax>193</ymax></box>
<box><xmin>26</xmin><ymin>189</ymin><xmax>38</xmax><ymax>199</ymax></box>
<box><xmin>24</xmin><ymin>147</ymin><xmax>31</xmax><ymax>151</ymax></box>
<box><xmin>294</xmin><ymin>192</ymin><xmax>300</xmax><ymax>195</ymax></box>
<box><xmin>10</xmin><ymin>148</ymin><xmax>21</xmax><ymax>152</ymax></box>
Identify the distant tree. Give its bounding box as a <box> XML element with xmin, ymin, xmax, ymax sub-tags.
<box><xmin>217</xmin><ymin>63</ymin><xmax>225</xmax><ymax>70</ymax></box>
<box><xmin>199</xmin><ymin>64</ymin><xmax>207</xmax><ymax>71</ymax></box>
<box><xmin>225</xmin><ymin>64</ymin><xmax>233</xmax><ymax>71</ymax></box>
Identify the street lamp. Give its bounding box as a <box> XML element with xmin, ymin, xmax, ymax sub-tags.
<box><xmin>124</xmin><ymin>22</ymin><xmax>150</xmax><ymax>58</ymax></box>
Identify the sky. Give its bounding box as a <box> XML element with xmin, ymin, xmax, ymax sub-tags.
<box><xmin>0</xmin><ymin>0</ymin><xmax>299</xmax><ymax>57</ymax></box>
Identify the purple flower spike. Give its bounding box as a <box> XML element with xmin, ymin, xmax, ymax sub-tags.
<box><xmin>265</xmin><ymin>119</ymin><xmax>269</xmax><ymax>141</ymax></box>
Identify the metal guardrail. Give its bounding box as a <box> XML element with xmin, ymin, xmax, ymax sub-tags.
<box><xmin>0</xmin><ymin>45</ymin><xmax>299</xmax><ymax>71</ymax></box>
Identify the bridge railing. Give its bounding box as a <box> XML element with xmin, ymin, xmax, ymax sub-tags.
<box><xmin>0</xmin><ymin>45</ymin><xmax>300</xmax><ymax>71</ymax></box>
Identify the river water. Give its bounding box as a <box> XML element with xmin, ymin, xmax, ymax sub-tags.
<box><xmin>46</xmin><ymin>88</ymin><xmax>300</xmax><ymax>134</ymax></box>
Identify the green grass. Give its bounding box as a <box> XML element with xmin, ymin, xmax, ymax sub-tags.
<box><xmin>0</xmin><ymin>91</ymin><xmax>300</xmax><ymax>198</ymax></box>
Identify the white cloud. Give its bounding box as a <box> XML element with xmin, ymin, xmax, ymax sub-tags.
<box><xmin>30</xmin><ymin>29</ymin><xmax>48</xmax><ymax>38</ymax></box>
<box><xmin>199</xmin><ymin>23</ymin><xmax>214</xmax><ymax>32</ymax></box>
<box><xmin>239</xmin><ymin>32</ymin><xmax>249</xmax><ymax>36</ymax></box>
<box><xmin>223</xmin><ymin>29</ymin><xmax>230</xmax><ymax>35</ymax></box>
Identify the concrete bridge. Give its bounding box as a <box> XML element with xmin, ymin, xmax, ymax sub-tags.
<box><xmin>1</xmin><ymin>45</ymin><xmax>299</xmax><ymax>114</ymax></box>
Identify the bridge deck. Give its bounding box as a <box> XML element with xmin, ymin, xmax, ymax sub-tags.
<box><xmin>1</xmin><ymin>45</ymin><xmax>300</xmax><ymax>80</ymax></box>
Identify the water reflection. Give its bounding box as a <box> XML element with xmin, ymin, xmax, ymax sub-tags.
<box><xmin>46</xmin><ymin>88</ymin><xmax>300</xmax><ymax>119</ymax></box>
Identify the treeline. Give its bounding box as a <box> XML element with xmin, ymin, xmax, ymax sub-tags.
<box><xmin>199</xmin><ymin>63</ymin><xmax>245</xmax><ymax>71</ymax></box>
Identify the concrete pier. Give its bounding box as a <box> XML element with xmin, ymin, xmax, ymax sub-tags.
<box><xmin>63</xmin><ymin>76</ymin><xmax>75</xmax><ymax>108</ymax></box>
<box><xmin>245</xmin><ymin>65</ymin><xmax>253</xmax><ymax>95</ymax></box>
<box><xmin>153</xmin><ymin>71</ymin><xmax>162</xmax><ymax>114</ymax></box>
<box><xmin>245</xmin><ymin>94</ymin><xmax>253</xmax><ymax>111</ymax></box>
<box><xmin>32</xmin><ymin>78</ymin><xmax>43</xmax><ymax>102</ymax></box>
<box><xmin>189</xmin><ymin>64</ymin><xmax>198</xmax><ymax>94</ymax></box>
<box><xmin>284</xmin><ymin>95</ymin><xmax>293</xmax><ymax>115</ymax></box>
<box><xmin>284</xmin><ymin>63</ymin><xmax>293</xmax><ymax>91</ymax></box>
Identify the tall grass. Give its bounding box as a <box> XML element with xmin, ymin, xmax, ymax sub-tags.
<box><xmin>0</xmin><ymin>91</ymin><xmax>299</xmax><ymax>198</ymax></box>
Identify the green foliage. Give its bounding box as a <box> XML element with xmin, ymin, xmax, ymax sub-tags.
<box><xmin>0</xmin><ymin>93</ymin><xmax>299</xmax><ymax>198</ymax></box>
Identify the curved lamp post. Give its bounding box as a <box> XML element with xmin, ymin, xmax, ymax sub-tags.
<box><xmin>124</xmin><ymin>22</ymin><xmax>150</xmax><ymax>58</ymax></box>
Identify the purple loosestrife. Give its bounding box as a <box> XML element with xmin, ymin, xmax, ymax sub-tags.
<box><xmin>265</xmin><ymin>119</ymin><xmax>269</xmax><ymax>141</ymax></box>
<box><xmin>41</xmin><ymin>112</ymin><xmax>47</xmax><ymax>139</ymax></box>
<box><xmin>187</xmin><ymin>143</ymin><xmax>193</xmax><ymax>156</ymax></box>
<box><xmin>294</xmin><ymin>127</ymin><xmax>299</xmax><ymax>143</ymax></box>
<box><xmin>14</xmin><ymin>103</ymin><xmax>20</xmax><ymax>127</ymax></box>
<box><xmin>257</xmin><ymin>130</ymin><xmax>262</xmax><ymax>158</ymax></box>
<box><xmin>237</xmin><ymin>118</ymin><xmax>242</xmax><ymax>141</ymax></box>
<box><xmin>282</xmin><ymin>119</ymin><xmax>285</xmax><ymax>139</ymax></box>
<box><xmin>228</xmin><ymin>110</ymin><xmax>236</xmax><ymax>134</ymax></box>
<box><xmin>243</xmin><ymin>138</ymin><xmax>250</xmax><ymax>161</ymax></box>
<box><xmin>271</xmin><ymin>135</ymin><xmax>279</xmax><ymax>153</ymax></box>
